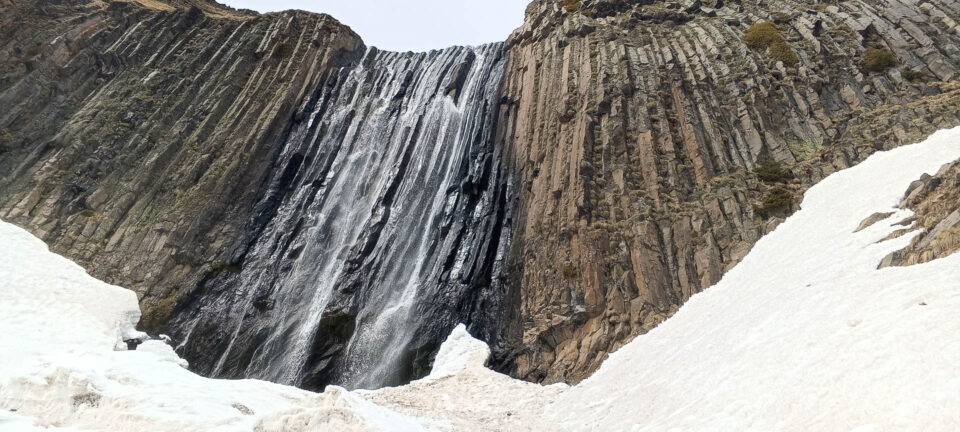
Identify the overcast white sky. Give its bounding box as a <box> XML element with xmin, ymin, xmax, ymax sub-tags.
<box><xmin>219</xmin><ymin>0</ymin><xmax>528</xmax><ymax>52</ymax></box>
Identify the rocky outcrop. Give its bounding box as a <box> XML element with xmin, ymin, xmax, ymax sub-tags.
<box><xmin>496</xmin><ymin>0</ymin><xmax>960</xmax><ymax>383</ymax></box>
<box><xmin>879</xmin><ymin>158</ymin><xmax>960</xmax><ymax>267</ymax></box>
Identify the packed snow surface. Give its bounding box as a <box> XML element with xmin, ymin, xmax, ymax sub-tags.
<box><xmin>2</xmin><ymin>127</ymin><xmax>960</xmax><ymax>431</ymax></box>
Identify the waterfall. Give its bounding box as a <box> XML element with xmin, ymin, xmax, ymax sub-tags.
<box><xmin>173</xmin><ymin>43</ymin><xmax>513</xmax><ymax>390</ymax></box>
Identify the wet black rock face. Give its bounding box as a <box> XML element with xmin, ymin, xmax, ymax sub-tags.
<box><xmin>172</xmin><ymin>45</ymin><xmax>517</xmax><ymax>391</ymax></box>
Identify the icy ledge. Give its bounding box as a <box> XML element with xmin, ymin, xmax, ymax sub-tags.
<box><xmin>3</xmin><ymin>127</ymin><xmax>960</xmax><ymax>431</ymax></box>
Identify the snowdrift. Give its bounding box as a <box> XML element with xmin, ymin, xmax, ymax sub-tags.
<box><xmin>2</xmin><ymin>127</ymin><xmax>960</xmax><ymax>431</ymax></box>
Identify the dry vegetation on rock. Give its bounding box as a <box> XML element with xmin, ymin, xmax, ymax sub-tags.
<box><xmin>743</xmin><ymin>21</ymin><xmax>799</xmax><ymax>66</ymax></box>
<box><xmin>863</xmin><ymin>47</ymin><xmax>897</xmax><ymax>72</ymax></box>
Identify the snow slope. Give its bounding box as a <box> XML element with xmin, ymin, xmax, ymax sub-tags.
<box><xmin>554</xmin><ymin>130</ymin><xmax>960</xmax><ymax>431</ymax></box>
<box><xmin>2</xmin><ymin>127</ymin><xmax>960</xmax><ymax>431</ymax></box>
<box><xmin>0</xmin><ymin>216</ymin><xmax>428</xmax><ymax>431</ymax></box>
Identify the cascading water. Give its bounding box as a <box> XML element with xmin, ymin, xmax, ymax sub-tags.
<box><xmin>172</xmin><ymin>43</ymin><xmax>515</xmax><ymax>390</ymax></box>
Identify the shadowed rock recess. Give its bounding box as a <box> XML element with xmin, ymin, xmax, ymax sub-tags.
<box><xmin>1</xmin><ymin>0</ymin><xmax>959</xmax><ymax>389</ymax></box>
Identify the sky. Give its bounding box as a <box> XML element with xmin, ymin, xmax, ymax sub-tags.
<box><xmin>218</xmin><ymin>0</ymin><xmax>528</xmax><ymax>52</ymax></box>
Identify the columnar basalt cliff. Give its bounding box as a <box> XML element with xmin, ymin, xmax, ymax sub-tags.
<box><xmin>497</xmin><ymin>0</ymin><xmax>960</xmax><ymax>383</ymax></box>
<box><xmin>2</xmin><ymin>0</ymin><xmax>960</xmax><ymax>390</ymax></box>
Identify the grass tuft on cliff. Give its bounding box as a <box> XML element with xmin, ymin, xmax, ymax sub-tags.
<box><xmin>755</xmin><ymin>160</ymin><xmax>794</xmax><ymax>183</ymax></box>
<box><xmin>754</xmin><ymin>187</ymin><xmax>794</xmax><ymax>218</ymax></box>
<box><xmin>770</xmin><ymin>41</ymin><xmax>799</xmax><ymax>66</ymax></box>
<box><xmin>863</xmin><ymin>47</ymin><xmax>896</xmax><ymax>72</ymax></box>
<box><xmin>901</xmin><ymin>67</ymin><xmax>926</xmax><ymax>82</ymax></box>
<box><xmin>743</xmin><ymin>22</ymin><xmax>799</xmax><ymax>66</ymax></box>
<box><xmin>743</xmin><ymin>22</ymin><xmax>782</xmax><ymax>50</ymax></box>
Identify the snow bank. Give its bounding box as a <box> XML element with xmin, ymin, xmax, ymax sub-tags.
<box><xmin>0</xmin><ymin>221</ymin><xmax>425</xmax><ymax>431</ymax></box>
<box><xmin>551</xmin><ymin>127</ymin><xmax>960</xmax><ymax>431</ymax></box>
<box><xmin>2</xmin><ymin>127</ymin><xmax>960</xmax><ymax>431</ymax></box>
